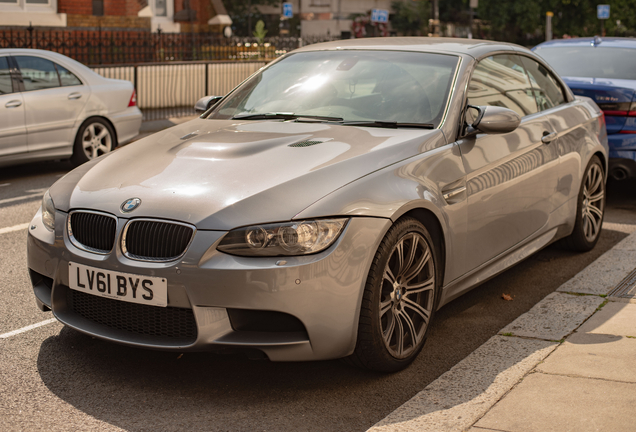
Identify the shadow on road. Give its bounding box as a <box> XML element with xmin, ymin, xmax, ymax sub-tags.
<box><xmin>34</xmin><ymin>227</ymin><xmax>630</xmax><ymax>432</ymax></box>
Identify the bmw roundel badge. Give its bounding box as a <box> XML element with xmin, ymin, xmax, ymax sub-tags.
<box><xmin>120</xmin><ymin>198</ymin><xmax>141</xmax><ymax>213</ymax></box>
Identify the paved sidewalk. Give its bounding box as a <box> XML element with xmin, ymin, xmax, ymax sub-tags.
<box><xmin>369</xmin><ymin>222</ymin><xmax>636</xmax><ymax>432</ymax></box>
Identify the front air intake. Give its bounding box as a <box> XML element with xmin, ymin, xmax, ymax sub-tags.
<box><xmin>68</xmin><ymin>211</ymin><xmax>117</xmax><ymax>254</ymax></box>
<box><xmin>122</xmin><ymin>219</ymin><xmax>194</xmax><ymax>262</ymax></box>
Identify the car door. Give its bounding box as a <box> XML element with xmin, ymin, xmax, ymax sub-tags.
<box><xmin>0</xmin><ymin>55</ymin><xmax>27</xmax><ymax>158</ymax></box>
<box><xmin>519</xmin><ymin>55</ymin><xmax>584</xmax><ymax>207</ymax></box>
<box><xmin>14</xmin><ymin>55</ymin><xmax>89</xmax><ymax>153</ymax></box>
<box><xmin>456</xmin><ymin>54</ymin><xmax>560</xmax><ymax>272</ymax></box>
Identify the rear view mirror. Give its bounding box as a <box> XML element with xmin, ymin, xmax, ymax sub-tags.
<box><xmin>466</xmin><ymin>105</ymin><xmax>521</xmax><ymax>135</ymax></box>
<box><xmin>195</xmin><ymin>96</ymin><xmax>223</xmax><ymax>114</ymax></box>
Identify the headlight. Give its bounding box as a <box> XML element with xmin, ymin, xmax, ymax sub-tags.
<box><xmin>217</xmin><ymin>218</ymin><xmax>348</xmax><ymax>257</ymax></box>
<box><xmin>41</xmin><ymin>190</ymin><xmax>56</xmax><ymax>232</ymax></box>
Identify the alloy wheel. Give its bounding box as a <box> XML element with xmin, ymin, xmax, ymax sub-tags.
<box><xmin>380</xmin><ymin>232</ymin><xmax>435</xmax><ymax>359</ymax></box>
<box><xmin>82</xmin><ymin>122</ymin><xmax>113</xmax><ymax>160</ymax></box>
<box><xmin>581</xmin><ymin>163</ymin><xmax>604</xmax><ymax>242</ymax></box>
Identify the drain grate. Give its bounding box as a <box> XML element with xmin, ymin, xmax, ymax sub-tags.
<box><xmin>608</xmin><ymin>268</ymin><xmax>636</xmax><ymax>301</ymax></box>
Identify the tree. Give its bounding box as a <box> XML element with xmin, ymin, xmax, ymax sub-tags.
<box><xmin>390</xmin><ymin>0</ymin><xmax>430</xmax><ymax>36</ymax></box>
<box><xmin>476</xmin><ymin>0</ymin><xmax>543</xmax><ymax>45</ymax></box>
<box><xmin>225</xmin><ymin>0</ymin><xmax>280</xmax><ymax>37</ymax></box>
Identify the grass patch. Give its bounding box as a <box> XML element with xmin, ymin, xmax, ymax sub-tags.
<box><xmin>501</xmin><ymin>332</ymin><xmax>514</xmax><ymax>337</ymax></box>
<box><xmin>596</xmin><ymin>300</ymin><xmax>609</xmax><ymax>312</ymax></box>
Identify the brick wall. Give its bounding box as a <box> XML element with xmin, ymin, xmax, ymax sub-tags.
<box><xmin>58</xmin><ymin>0</ymin><xmax>93</xmax><ymax>15</ymax></box>
<box><xmin>59</xmin><ymin>0</ymin><xmax>144</xmax><ymax>16</ymax></box>
<box><xmin>174</xmin><ymin>0</ymin><xmax>215</xmax><ymax>28</ymax></box>
<box><xmin>66</xmin><ymin>15</ymin><xmax>151</xmax><ymax>30</ymax></box>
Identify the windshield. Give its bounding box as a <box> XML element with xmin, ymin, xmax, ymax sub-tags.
<box><xmin>207</xmin><ymin>50</ymin><xmax>459</xmax><ymax>126</ymax></box>
<box><xmin>535</xmin><ymin>46</ymin><xmax>636</xmax><ymax>80</ymax></box>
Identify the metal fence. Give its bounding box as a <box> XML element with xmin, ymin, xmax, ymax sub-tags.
<box><xmin>1</xmin><ymin>28</ymin><xmax>341</xmax><ymax>121</ymax></box>
<box><xmin>93</xmin><ymin>61</ymin><xmax>266</xmax><ymax>120</ymax></box>
<box><xmin>0</xmin><ymin>28</ymin><xmax>340</xmax><ymax>65</ymax></box>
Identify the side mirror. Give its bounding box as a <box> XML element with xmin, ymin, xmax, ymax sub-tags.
<box><xmin>466</xmin><ymin>105</ymin><xmax>521</xmax><ymax>135</ymax></box>
<box><xmin>195</xmin><ymin>95</ymin><xmax>223</xmax><ymax>114</ymax></box>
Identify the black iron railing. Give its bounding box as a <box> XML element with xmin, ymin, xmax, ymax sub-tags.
<box><xmin>0</xmin><ymin>28</ymin><xmax>340</xmax><ymax>65</ymax></box>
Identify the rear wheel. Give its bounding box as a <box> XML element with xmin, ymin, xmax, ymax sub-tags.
<box><xmin>561</xmin><ymin>155</ymin><xmax>605</xmax><ymax>251</ymax></box>
<box><xmin>345</xmin><ymin>217</ymin><xmax>440</xmax><ymax>372</ymax></box>
<box><xmin>71</xmin><ymin>118</ymin><xmax>115</xmax><ymax>166</ymax></box>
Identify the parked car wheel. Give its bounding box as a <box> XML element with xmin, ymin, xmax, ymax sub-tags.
<box><xmin>346</xmin><ymin>218</ymin><xmax>440</xmax><ymax>372</ymax></box>
<box><xmin>72</xmin><ymin>118</ymin><xmax>116</xmax><ymax>166</ymax></box>
<box><xmin>561</xmin><ymin>155</ymin><xmax>605</xmax><ymax>251</ymax></box>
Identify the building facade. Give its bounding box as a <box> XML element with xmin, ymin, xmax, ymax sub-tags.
<box><xmin>0</xmin><ymin>0</ymin><xmax>231</xmax><ymax>32</ymax></box>
<box><xmin>258</xmin><ymin>0</ymin><xmax>392</xmax><ymax>38</ymax></box>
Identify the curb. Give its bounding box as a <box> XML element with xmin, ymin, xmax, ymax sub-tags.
<box><xmin>368</xmin><ymin>222</ymin><xmax>636</xmax><ymax>432</ymax></box>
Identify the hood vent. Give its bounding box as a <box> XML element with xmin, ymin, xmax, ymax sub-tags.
<box><xmin>288</xmin><ymin>139</ymin><xmax>331</xmax><ymax>148</ymax></box>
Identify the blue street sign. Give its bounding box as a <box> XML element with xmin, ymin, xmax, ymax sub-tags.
<box><xmin>597</xmin><ymin>4</ymin><xmax>610</xmax><ymax>20</ymax></box>
<box><xmin>371</xmin><ymin>9</ymin><xmax>389</xmax><ymax>23</ymax></box>
<box><xmin>283</xmin><ymin>2</ymin><xmax>293</xmax><ymax>18</ymax></box>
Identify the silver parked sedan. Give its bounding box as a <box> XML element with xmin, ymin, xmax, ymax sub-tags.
<box><xmin>27</xmin><ymin>38</ymin><xmax>607</xmax><ymax>372</ymax></box>
<box><xmin>0</xmin><ymin>49</ymin><xmax>142</xmax><ymax>167</ymax></box>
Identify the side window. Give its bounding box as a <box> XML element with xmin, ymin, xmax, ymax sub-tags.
<box><xmin>56</xmin><ymin>64</ymin><xmax>82</xmax><ymax>87</ymax></box>
<box><xmin>14</xmin><ymin>56</ymin><xmax>61</xmax><ymax>91</ymax></box>
<box><xmin>467</xmin><ymin>54</ymin><xmax>538</xmax><ymax>123</ymax></box>
<box><xmin>519</xmin><ymin>56</ymin><xmax>566</xmax><ymax>111</ymax></box>
<box><xmin>0</xmin><ymin>57</ymin><xmax>13</xmax><ymax>95</ymax></box>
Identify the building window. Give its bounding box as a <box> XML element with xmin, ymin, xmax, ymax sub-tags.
<box><xmin>92</xmin><ymin>0</ymin><xmax>103</xmax><ymax>16</ymax></box>
<box><xmin>155</xmin><ymin>0</ymin><xmax>167</xmax><ymax>17</ymax></box>
<box><xmin>0</xmin><ymin>0</ymin><xmax>58</xmax><ymax>12</ymax></box>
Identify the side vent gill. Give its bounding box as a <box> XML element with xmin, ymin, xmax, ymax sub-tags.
<box><xmin>288</xmin><ymin>139</ymin><xmax>331</xmax><ymax>148</ymax></box>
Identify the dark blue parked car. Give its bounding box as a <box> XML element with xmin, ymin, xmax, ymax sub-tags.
<box><xmin>534</xmin><ymin>37</ymin><xmax>636</xmax><ymax>180</ymax></box>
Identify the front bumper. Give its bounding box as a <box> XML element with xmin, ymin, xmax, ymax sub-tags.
<box><xmin>27</xmin><ymin>209</ymin><xmax>390</xmax><ymax>361</ymax></box>
<box><xmin>608</xmin><ymin>133</ymin><xmax>636</xmax><ymax>180</ymax></box>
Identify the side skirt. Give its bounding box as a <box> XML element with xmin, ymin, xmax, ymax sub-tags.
<box><xmin>438</xmin><ymin>227</ymin><xmax>558</xmax><ymax>308</ymax></box>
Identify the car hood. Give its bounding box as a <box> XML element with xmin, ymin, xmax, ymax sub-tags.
<box><xmin>51</xmin><ymin>118</ymin><xmax>446</xmax><ymax>230</ymax></box>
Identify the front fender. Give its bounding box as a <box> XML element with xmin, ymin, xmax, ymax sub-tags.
<box><xmin>294</xmin><ymin>142</ymin><xmax>468</xmax><ymax>284</ymax></box>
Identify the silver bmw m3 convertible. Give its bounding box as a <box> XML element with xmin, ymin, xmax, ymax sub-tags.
<box><xmin>27</xmin><ymin>38</ymin><xmax>608</xmax><ymax>372</ymax></box>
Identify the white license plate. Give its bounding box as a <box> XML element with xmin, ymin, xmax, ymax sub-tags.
<box><xmin>69</xmin><ymin>262</ymin><xmax>167</xmax><ymax>307</ymax></box>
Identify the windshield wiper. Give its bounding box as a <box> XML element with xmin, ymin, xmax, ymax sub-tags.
<box><xmin>232</xmin><ymin>112</ymin><xmax>343</xmax><ymax>122</ymax></box>
<box><xmin>341</xmin><ymin>121</ymin><xmax>435</xmax><ymax>129</ymax></box>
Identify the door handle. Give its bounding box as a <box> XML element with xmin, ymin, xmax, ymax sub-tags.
<box><xmin>541</xmin><ymin>131</ymin><xmax>557</xmax><ymax>144</ymax></box>
<box><xmin>5</xmin><ymin>100</ymin><xmax>22</xmax><ymax>108</ymax></box>
<box><xmin>68</xmin><ymin>92</ymin><xmax>82</xmax><ymax>100</ymax></box>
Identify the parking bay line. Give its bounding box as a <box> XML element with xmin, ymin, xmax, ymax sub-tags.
<box><xmin>0</xmin><ymin>193</ymin><xmax>43</xmax><ymax>206</ymax></box>
<box><xmin>0</xmin><ymin>223</ymin><xmax>30</xmax><ymax>235</ymax></box>
<box><xmin>0</xmin><ymin>318</ymin><xmax>57</xmax><ymax>339</ymax></box>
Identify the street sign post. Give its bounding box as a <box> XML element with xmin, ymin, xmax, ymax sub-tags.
<box><xmin>282</xmin><ymin>2</ymin><xmax>293</xmax><ymax>19</ymax></box>
<box><xmin>370</xmin><ymin>9</ymin><xmax>389</xmax><ymax>23</ymax></box>
<box><xmin>597</xmin><ymin>4</ymin><xmax>610</xmax><ymax>19</ymax></box>
<box><xmin>597</xmin><ymin>4</ymin><xmax>610</xmax><ymax>36</ymax></box>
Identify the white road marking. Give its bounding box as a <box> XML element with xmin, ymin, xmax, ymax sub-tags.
<box><xmin>0</xmin><ymin>318</ymin><xmax>57</xmax><ymax>339</ymax></box>
<box><xmin>0</xmin><ymin>183</ymin><xmax>9</xmax><ymax>187</ymax></box>
<box><xmin>0</xmin><ymin>192</ymin><xmax>43</xmax><ymax>205</ymax></box>
<box><xmin>0</xmin><ymin>223</ymin><xmax>30</xmax><ymax>235</ymax></box>
<box><xmin>26</xmin><ymin>188</ymin><xmax>47</xmax><ymax>193</ymax></box>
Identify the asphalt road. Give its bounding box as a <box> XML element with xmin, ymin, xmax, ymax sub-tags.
<box><xmin>1</xmin><ymin>160</ymin><xmax>634</xmax><ymax>432</ymax></box>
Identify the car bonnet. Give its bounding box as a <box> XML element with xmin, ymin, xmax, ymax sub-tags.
<box><xmin>50</xmin><ymin>118</ymin><xmax>445</xmax><ymax>230</ymax></box>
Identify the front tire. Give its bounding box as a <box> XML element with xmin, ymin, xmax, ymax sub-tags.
<box><xmin>71</xmin><ymin>118</ymin><xmax>116</xmax><ymax>166</ymax></box>
<box><xmin>561</xmin><ymin>155</ymin><xmax>605</xmax><ymax>251</ymax></box>
<box><xmin>345</xmin><ymin>217</ymin><xmax>440</xmax><ymax>372</ymax></box>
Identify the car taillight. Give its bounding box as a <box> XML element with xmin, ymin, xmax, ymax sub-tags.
<box><xmin>598</xmin><ymin>101</ymin><xmax>636</xmax><ymax>117</ymax></box>
<box><xmin>128</xmin><ymin>90</ymin><xmax>137</xmax><ymax>107</ymax></box>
